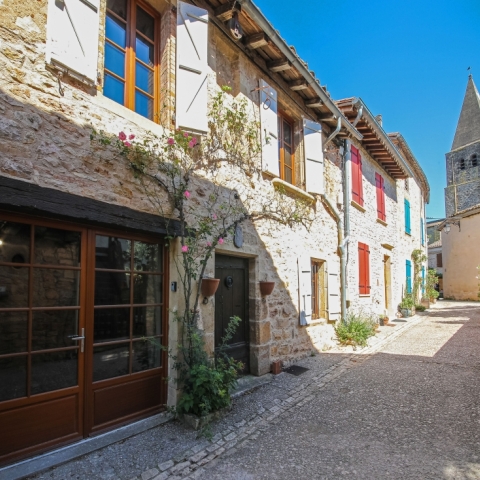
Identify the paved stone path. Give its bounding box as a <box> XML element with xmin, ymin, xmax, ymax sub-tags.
<box><xmin>28</xmin><ymin>301</ymin><xmax>480</xmax><ymax>480</ymax></box>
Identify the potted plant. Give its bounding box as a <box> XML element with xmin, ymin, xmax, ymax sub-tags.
<box><xmin>399</xmin><ymin>294</ymin><xmax>415</xmax><ymax>317</ymax></box>
<box><xmin>200</xmin><ymin>277</ymin><xmax>220</xmax><ymax>297</ymax></box>
<box><xmin>426</xmin><ymin>268</ymin><xmax>440</xmax><ymax>304</ymax></box>
<box><xmin>259</xmin><ymin>280</ymin><xmax>275</xmax><ymax>296</ymax></box>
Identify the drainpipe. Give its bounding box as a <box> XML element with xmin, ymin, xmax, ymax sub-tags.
<box><xmin>342</xmin><ymin>139</ymin><xmax>352</xmax><ymax>321</ymax></box>
<box><xmin>323</xmin><ymin>117</ymin><xmax>341</xmax><ymax>149</ymax></box>
<box><xmin>352</xmin><ymin>106</ymin><xmax>363</xmax><ymax>127</ymax></box>
<box><xmin>320</xmin><ymin>194</ymin><xmax>347</xmax><ymax>323</ymax></box>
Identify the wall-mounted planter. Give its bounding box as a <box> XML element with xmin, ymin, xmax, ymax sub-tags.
<box><xmin>201</xmin><ymin>278</ymin><xmax>220</xmax><ymax>297</ymax></box>
<box><xmin>259</xmin><ymin>281</ymin><xmax>275</xmax><ymax>296</ymax></box>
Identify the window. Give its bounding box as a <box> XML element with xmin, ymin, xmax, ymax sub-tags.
<box><xmin>471</xmin><ymin>154</ymin><xmax>478</xmax><ymax>167</ymax></box>
<box><xmin>406</xmin><ymin>260</ymin><xmax>412</xmax><ymax>294</ymax></box>
<box><xmin>351</xmin><ymin>145</ymin><xmax>364</xmax><ymax>206</ymax></box>
<box><xmin>459</xmin><ymin>158</ymin><xmax>466</xmax><ymax>170</ymax></box>
<box><xmin>404</xmin><ymin>199</ymin><xmax>411</xmax><ymax>234</ymax></box>
<box><xmin>311</xmin><ymin>260</ymin><xmax>326</xmax><ymax>319</ymax></box>
<box><xmin>104</xmin><ymin>0</ymin><xmax>159</xmax><ymax>121</ymax></box>
<box><xmin>358</xmin><ymin>242</ymin><xmax>370</xmax><ymax>295</ymax></box>
<box><xmin>278</xmin><ymin>113</ymin><xmax>295</xmax><ymax>184</ymax></box>
<box><xmin>375</xmin><ymin>173</ymin><xmax>386</xmax><ymax>221</ymax></box>
<box><xmin>437</xmin><ymin>253</ymin><xmax>443</xmax><ymax>268</ymax></box>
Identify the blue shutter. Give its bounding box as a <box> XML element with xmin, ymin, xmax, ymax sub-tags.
<box><xmin>405</xmin><ymin>199</ymin><xmax>411</xmax><ymax>234</ymax></box>
<box><xmin>421</xmin><ymin>266</ymin><xmax>425</xmax><ymax>295</ymax></box>
<box><xmin>421</xmin><ymin>218</ymin><xmax>424</xmax><ymax>246</ymax></box>
<box><xmin>406</xmin><ymin>260</ymin><xmax>412</xmax><ymax>294</ymax></box>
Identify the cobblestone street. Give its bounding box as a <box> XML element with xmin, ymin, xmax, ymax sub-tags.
<box><xmin>23</xmin><ymin>301</ymin><xmax>480</xmax><ymax>480</ymax></box>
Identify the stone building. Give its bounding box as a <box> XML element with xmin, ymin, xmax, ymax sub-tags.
<box><xmin>440</xmin><ymin>75</ymin><xmax>480</xmax><ymax>300</ymax></box>
<box><xmin>0</xmin><ymin>0</ymin><xmax>429</xmax><ymax>466</ymax></box>
<box><xmin>427</xmin><ymin>219</ymin><xmax>443</xmax><ymax>290</ymax></box>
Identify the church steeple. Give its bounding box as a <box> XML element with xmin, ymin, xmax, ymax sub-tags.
<box><xmin>452</xmin><ymin>75</ymin><xmax>480</xmax><ymax>150</ymax></box>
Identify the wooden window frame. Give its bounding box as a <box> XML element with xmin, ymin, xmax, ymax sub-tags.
<box><xmin>375</xmin><ymin>172</ymin><xmax>386</xmax><ymax>221</ymax></box>
<box><xmin>278</xmin><ymin>112</ymin><xmax>295</xmax><ymax>185</ymax></box>
<box><xmin>351</xmin><ymin>145</ymin><xmax>364</xmax><ymax>206</ymax></box>
<box><xmin>311</xmin><ymin>260</ymin><xmax>324</xmax><ymax>320</ymax></box>
<box><xmin>104</xmin><ymin>0</ymin><xmax>161</xmax><ymax>122</ymax></box>
<box><xmin>358</xmin><ymin>242</ymin><xmax>370</xmax><ymax>295</ymax></box>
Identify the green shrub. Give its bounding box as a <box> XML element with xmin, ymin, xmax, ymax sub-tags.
<box><xmin>399</xmin><ymin>294</ymin><xmax>414</xmax><ymax>309</ymax></box>
<box><xmin>415</xmin><ymin>304</ymin><xmax>426</xmax><ymax>312</ymax></box>
<box><xmin>335</xmin><ymin>312</ymin><xmax>377</xmax><ymax>347</ymax></box>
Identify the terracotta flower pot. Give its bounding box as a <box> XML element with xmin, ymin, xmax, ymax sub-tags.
<box><xmin>259</xmin><ymin>281</ymin><xmax>275</xmax><ymax>296</ymax></box>
<box><xmin>201</xmin><ymin>278</ymin><xmax>220</xmax><ymax>297</ymax></box>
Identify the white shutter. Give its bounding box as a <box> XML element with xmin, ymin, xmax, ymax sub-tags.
<box><xmin>298</xmin><ymin>255</ymin><xmax>312</xmax><ymax>326</ymax></box>
<box><xmin>303</xmin><ymin>119</ymin><xmax>324</xmax><ymax>194</ymax></box>
<box><xmin>46</xmin><ymin>0</ymin><xmax>100</xmax><ymax>84</ymax></box>
<box><xmin>176</xmin><ymin>1</ymin><xmax>209</xmax><ymax>133</ymax></box>
<box><xmin>327</xmin><ymin>261</ymin><xmax>341</xmax><ymax>321</ymax></box>
<box><xmin>259</xmin><ymin>79</ymin><xmax>280</xmax><ymax>176</ymax></box>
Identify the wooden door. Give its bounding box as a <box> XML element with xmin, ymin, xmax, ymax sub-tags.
<box><xmin>0</xmin><ymin>215</ymin><xmax>86</xmax><ymax>465</ymax></box>
<box><xmin>84</xmin><ymin>229</ymin><xmax>168</xmax><ymax>435</ymax></box>
<box><xmin>214</xmin><ymin>255</ymin><xmax>249</xmax><ymax>372</ymax></box>
<box><xmin>384</xmin><ymin>255</ymin><xmax>391</xmax><ymax>312</ymax></box>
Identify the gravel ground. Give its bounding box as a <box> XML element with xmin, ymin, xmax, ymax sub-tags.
<box><xmin>26</xmin><ymin>301</ymin><xmax>480</xmax><ymax>480</ymax></box>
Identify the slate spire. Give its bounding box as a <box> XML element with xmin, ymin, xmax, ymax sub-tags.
<box><xmin>452</xmin><ymin>75</ymin><xmax>480</xmax><ymax>150</ymax></box>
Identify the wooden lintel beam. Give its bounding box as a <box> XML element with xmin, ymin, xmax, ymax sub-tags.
<box><xmin>267</xmin><ymin>59</ymin><xmax>292</xmax><ymax>72</ymax></box>
<box><xmin>245</xmin><ymin>32</ymin><xmax>269</xmax><ymax>49</ymax></box>
<box><xmin>317</xmin><ymin>114</ymin><xmax>337</xmax><ymax>122</ymax></box>
<box><xmin>289</xmin><ymin>79</ymin><xmax>309</xmax><ymax>91</ymax></box>
<box><xmin>305</xmin><ymin>97</ymin><xmax>323</xmax><ymax>108</ymax></box>
<box><xmin>215</xmin><ymin>1</ymin><xmax>241</xmax><ymax>21</ymax></box>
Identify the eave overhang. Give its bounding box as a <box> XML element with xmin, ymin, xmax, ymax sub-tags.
<box><xmin>336</xmin><ymin>97</ymin><xmax>413</xmax><ymax>180</ymax></box>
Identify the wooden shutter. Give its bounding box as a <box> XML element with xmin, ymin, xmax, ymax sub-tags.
<box><xmin>259</xmin><ymin>79</ymin><xmax>280</xmax><ymax>177</ymax></box>
<box><xmin>176</xmin><ymin>1</ymin><xmax>209</xmax><ymax>133</ymax></box>
<box><xmin>406</xmin><ymin>259</ymin><xmax>412</xmax><ymax>293</ymax></box>
<box><xmin>298</xmin><ymin>256</ymin><xmax>312</xmax><ymax>325</ymax></box>
<box><xmin>375</xmin><ymin>173</ymin><xmax>386</xmax><ymax>221</ymax></box>
<box><xmin>437</xmin><ymin>253</ymin><xmax>443</xmax><ymax>268</ymax></box>
<box><xmin>421</xmin><ymin>266</ymin><xmax>425</xmax><ymax>295</ymax></box>
<box><xmin>351</xmin><ymin>146</ymin><xmax>364</xmax><ymax>206</ymax></box>
<box><xmin>404</xmin><ymin>199</ymin><xmax>411</xmax><ymax>234</ymax></box>
<box><xmin>326</xmin><ymin>261</ymin><xmax>341</xmax><ymax>321</ymax></box>
<box><xmin>46</xmin><ymin>0</ymin><xmax>101</xmax><ymax>84</ymax></box>
<box><xmin>358</xmin><ymin>242</ymin><xmax>370</xmax><ymax>295</ymax></box>
<box><xmin>303</xmin><ymin>119</ymin><xmax>324</xmax><ymax>194</ymax></box>
<box><xmin>421</xmin><ymin>218</ymin><xmax>425</xmax><ymax>245</ymax></box>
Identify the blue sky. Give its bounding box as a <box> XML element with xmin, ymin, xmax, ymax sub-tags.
<box><xmin>254</xmin><ymin>0</ymin><xmax>480</xmax><ymax>219</ymax></box>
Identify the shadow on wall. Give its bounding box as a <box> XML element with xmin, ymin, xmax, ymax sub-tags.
<box><xmin>0</xmin><ymin>86</ymin><xmax>338</xmax><ymax>376</ymax></box>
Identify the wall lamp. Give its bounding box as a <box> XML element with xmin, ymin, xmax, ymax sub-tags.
<box><xmin>442</xmin><ymin>219</ymin><xmax>461</xmax><ymax>233</ymax></box>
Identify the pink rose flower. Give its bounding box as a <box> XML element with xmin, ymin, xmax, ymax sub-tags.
<box><xmin>188</xmin><ymin>138</ymin><xmax>197</xmax><ymax>148</ymax></box>
<box><xmin>123</xmin><ymin>141</ymin><xmax>131</xmax><ymax>147</ymax></box>
<box><xmin>184</xmin><ymin>191</ymin><xmax>191</xmax><ymax>199</ymax></box>
<box><xmin>218</xmin><ymin>238</ymin><xmax>224</xmax><ymax>245</ymax></box>
<box><xmin>129</xmin><ymin>134</ymin><xmax>135</xmax><ymax>140</ymax></box>
<box><xmin>206</xmin><ymin>241</ymin><xmax>212</xmax><ymax>247</ymax></box>
<box><xmin>181</xmin><ymin>245</ymin><xmax>188</xmax><ymax>253</ymax></box>
<box><xmin>167</xmin><ymin>138</ymin><xmax>175</xmax><ymax>145</ymax></box>
<box><xmin>184</xmin><ymin>132</ymin><xmax>189</xmax><ymax>138</ymax></box>
<box><xmin>118</xmin><ymin>131</ymin><xmax>127</xmax><ymax>141</ymax></box>
<box><xmin>212</xmin><ymin>213</ymin><xmax>217</xmax><ymax>220</ymax></box>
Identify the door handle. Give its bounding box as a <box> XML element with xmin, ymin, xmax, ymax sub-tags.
<box><xmin>69</xmin><ymin>328</ymin><xmax>85</xmax><ymax>353</ymax></box>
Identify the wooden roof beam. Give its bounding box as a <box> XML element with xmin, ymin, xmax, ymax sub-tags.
<box><xmin>215</xmin><ymin>1</ymin><xmax>241</xmax><ymax>21</ymax></box>
<box><xmin>267</xmin><ymin>59</ymin><xmax>293</xmax><ymax>72</ymax></box>
<box><xmin>289</xmin><ymin>79</ymin><xmax>309</xmax><ymax>91</ymax></box>
<box><xmin>305</xmin><ymin>97</ymin><xmax>323</xmax><ymax>108</ymax></box>
<box><xmin>245</xmin><ymin>32</ymin><xmax>269</xmax><ymax>49</ymax></box>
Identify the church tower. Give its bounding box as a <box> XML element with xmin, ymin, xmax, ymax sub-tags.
<box><xmin>445</xmin><ymin>75</ymin><xmax>480</xmax><ymax>216</ymax></box>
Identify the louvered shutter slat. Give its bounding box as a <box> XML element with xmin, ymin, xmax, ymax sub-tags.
<box><xmin>365</xmin><ymin>245</ymin><xmax>371</xmax><ymax>294</ymax></box>
<box><xmin>358</xmin><ymin>153</ymin><xmax>364</xmax><ymax>206</ymax></box>
<box><xmin>46</xmin><ymin>0</ymin><xmax>100</xmax><ymax>83</ymax></box>
<box><xmin>304</xmin><ymin>119</ymin><xmax>324</xmax><ymax>194</ymax></box>
<box><xmin>358</xmin><ymin>242</ymin><xmax>366</xmax><ymax>294</ymax></box>
<box><xmin>259</xmin><ymin>79</ymin><xmax>280</xmax><ymax>176</ymax></box>
<box><xmin>176</xmin><ymin>1</ymin><xmax>209</xmax><ymax>133</ymax></box>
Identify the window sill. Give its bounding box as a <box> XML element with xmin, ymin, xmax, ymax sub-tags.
<box><xmin>272</xmin><ymin>178</ymin><xmax>315</xmax><ymax>203</ymax></box>
<box><xmin>359</xmin><ymin>294</ymin><xmax>371</xmax><ymax>297</ymax></box>
<box><xmin>376</xmin><ymin>218</ymin><xmax>388</xmax><ymax>227</ymax></box>
<box><xmin>351</xmin><ymin>200</ymin><xmax>366</xmax><ymax>213</ymax></box>
<box><xmin>94</xmin><ymin>92</ymin><xmax>165</xmax><ymax>137</ymax></box>
<box><xmin>405</xmin><ymin>232</ymin><xmax>412</xmax><ymax>236</ymax></box>
<box><xmin>381</xmin><ymin>243</ymin><xmax>395</xmax><ymax>250</ymax></box>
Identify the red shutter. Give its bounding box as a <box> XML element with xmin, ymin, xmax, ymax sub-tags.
<box><xmin>358</xmin><ymin>242</ymin><xmax>370</xmax><ymax>295</ymax></box>
<box><xmin>375</xmin><ymin>173</ymin><xmax>386</xmax><ymax>221</ymax></box>
<box><xmin>358</xmin><ymin>152</ymin><xmax>364</xmax><ymax>206</ymax></box>
<box><xmin>351</xmin><ymin>146</ymin><xmax>360</xmax><ymax>204</ymax></box>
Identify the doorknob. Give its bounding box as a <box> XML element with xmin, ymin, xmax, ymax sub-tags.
<box><xmin>69</xmin><ymin>328</ymin><xmax>85</xmax><ymax>353</ymax></box>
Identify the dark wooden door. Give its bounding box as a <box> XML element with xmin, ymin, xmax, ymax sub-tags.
<box><xmin>214</xmin><ymin>255</ymin><xmax>249</xmax><ymax>372</ymax></box>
